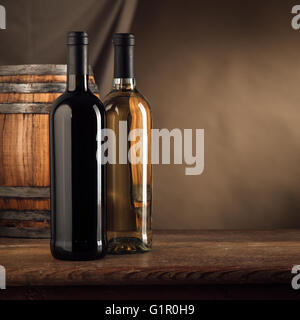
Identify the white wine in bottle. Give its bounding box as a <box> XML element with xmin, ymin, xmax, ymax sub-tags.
<box><xmin>103</xmin><ymin>33</ymin><xmax>152</xmax><ymax>254</ymax></box>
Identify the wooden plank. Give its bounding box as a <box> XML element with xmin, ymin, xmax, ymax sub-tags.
<box><xmin>0</xmin><ymin>93</ymin><xmax>62</xmax><ymax>103</ymax></box>
<box><xmin>0</xmin><ymin>103</ymin><xmax>52</xmax><ymax>114</ymax></box>
<box><xmin>0</xmin><ymin>83</ymin><xmax>98</xmax><ymax>93</ymax></box>
<box><xmin>0</xmin><ymin>75</ymin><xmax>96</xmax><ymax>83</ymax></box>
<box><xmin>0</xmin><ymin>226</ymin><xmax>50</xmax><ymax>238</ymax></box>
<box><xmin>0</xmin><ymin>210</ymin><xmax>50</xmax><ymax>221</ymax></box>
<box><xmin>0</xmin><ymin>211</ymin><xmax>50</xmax><ymax>239</ymax></box>
<box><xmin>1</xmin><ymin>284</ymin><xmax>298</xmax><ymax>300</ymax></box>
<box><xmin>0</xmin><ymin>187</ymin><xmax>50</xmax><ymax>198</ymax></box>
<box><xmin>32</xmin><ymin>115</ymin><xmax>50</xmax><ymax>187</ymax></box>
<box><xmin>0</xmin><ymin>64</ymin><xmax>94</xmax><ymax>76</ymax></box>
<box><xmin>0</xmin><ymin>219</ymin><xmax>49</xmax><ymax>229</ymax></box>
<box><xmin>0</xmin><ymin>65</ymin><xmax>67</xmax><ymax>76</ymax></box>
<box><xmin>0</xmin><ymin>83</ymin><xmax>66</xmax><ymax>93</ymax></box>
<box><xmin>0</xmin><ymin>114</ymin><xmax>50</xmax><ymax>186</ymax></box>
<box><xmin>0</xmin><ymin>91</ymin><xmax>99</xmax><ymax>103</ymax></box>
<box><xmin>0</xmin><ymin>198</ymin><xmax>50</xmax><ymax>210</ymax></box>
<box><xmin>0</xmin><ymin>230</ymin><xmax>299</xmax><ymax>286</ymax></box>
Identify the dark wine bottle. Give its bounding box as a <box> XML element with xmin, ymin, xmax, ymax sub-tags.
<box><xmin>50</xmin><ymin>32</ymin><xmax>107</xmax><ymax>260</ymax></box>
<box><xmin>103</xmin><ymin>33</ymin><xmax>152</xmax><ymax>254</ymax></box>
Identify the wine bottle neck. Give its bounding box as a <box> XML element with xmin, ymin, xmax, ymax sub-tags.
<box><xmin>113</xmin><ymin>40</ymin><xmax>135</xmax><ymax>81</ymax></box>
<box><xmin>67</xmin><ymin>44</ymin><xmax>88</xmax><ymax>92</ymax></box>
<box><xmin>113</xmin><ymin>78</ymin><xmax>136</xmax><ymax>90</ymax></box>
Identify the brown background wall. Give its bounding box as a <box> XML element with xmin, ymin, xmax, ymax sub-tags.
<box><xmin>1</xmin><ymin>0</ymin><xmax>300</xmax><ymax>229</ymax></box>
<box><xmin>132</xmin><ymin>0</ymin><xmax>300</xmax><ymax>229</ymax></box>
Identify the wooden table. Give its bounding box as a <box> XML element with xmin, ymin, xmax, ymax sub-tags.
<box><xmin>1</xmin><ymin>230</ymin><xmax>300</xmax><ymax>300</ymax></box>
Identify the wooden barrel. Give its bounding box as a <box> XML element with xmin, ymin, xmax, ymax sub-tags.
<box><xmin>0</xmin><ymin>64</ymin><xmax>99</xmax><ymax>238</ymax></box>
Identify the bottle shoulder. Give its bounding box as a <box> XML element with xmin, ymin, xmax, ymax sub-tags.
<box><xmin>103</xmin><ymin>89</ymin><xmax>151</xmax><ymax>112</ymax></box>
<box><xmin>50</xmin><ymin>90</ymin><xmax>105</xmax><ymax>115</ymax></box>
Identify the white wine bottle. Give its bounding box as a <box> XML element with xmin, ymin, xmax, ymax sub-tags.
<box><xmin>103</xmin><ymin>33</ymin><xmax>152</xmax><ymax>254</ymax></box>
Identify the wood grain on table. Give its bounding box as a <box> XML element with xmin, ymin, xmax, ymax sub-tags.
<box><xmin>0</xmin><ymin>230</ymin><xmax>299</xmax><ymax>287</ymax></box>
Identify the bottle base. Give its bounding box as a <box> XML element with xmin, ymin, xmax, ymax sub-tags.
<box><xmin>107</xmin><ymin>237</ymin><xmax>151</xmax><ymax>254</ymax></box>
<box><xmin>50</xmin><ymin>241</ymin><xmax>106</xmax><ymax>261</ymax></box>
